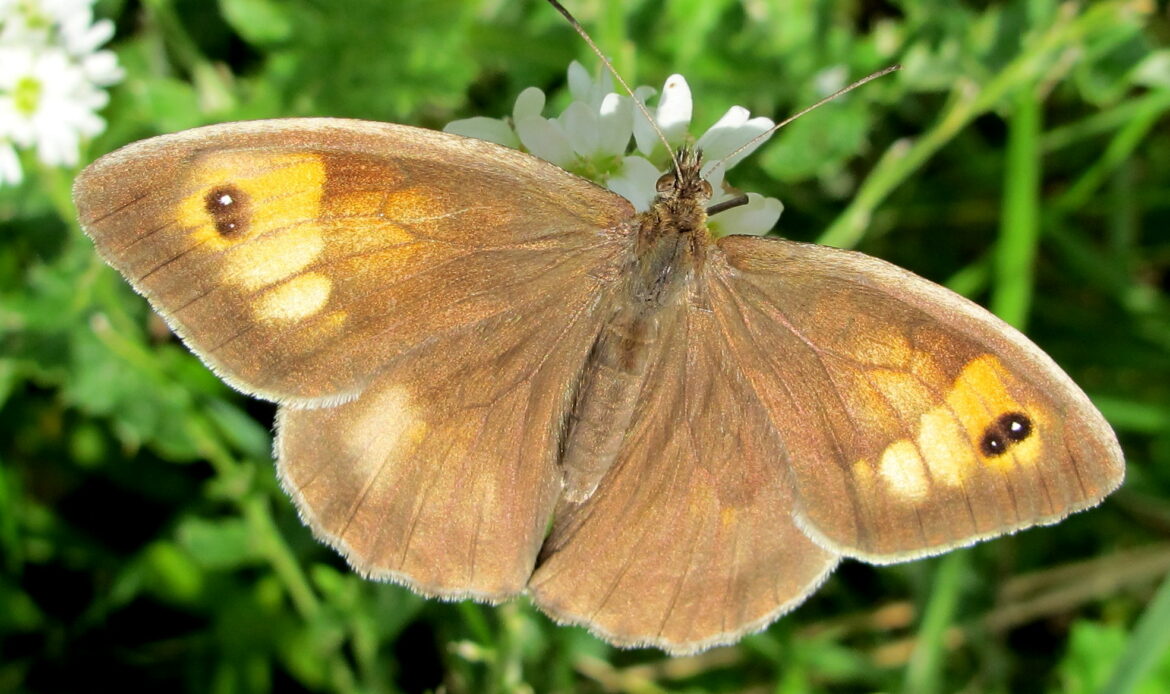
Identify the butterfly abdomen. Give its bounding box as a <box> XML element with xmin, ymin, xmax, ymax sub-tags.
<box><xmin>560</xmin><ymin>304</ymin><xmax>659</xmax><ymax>502</ymax></box>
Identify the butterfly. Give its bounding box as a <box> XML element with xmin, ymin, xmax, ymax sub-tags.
<box><xmin>73</xmin><ymin>113</ymin><xmax>1124</xmax><ymax>653</ymax></box>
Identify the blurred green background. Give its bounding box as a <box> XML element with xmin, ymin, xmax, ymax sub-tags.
<box><xmin>2</xmin><ymin>0</ymin><xmax>1169</xmax><ymax>692</ymax></box>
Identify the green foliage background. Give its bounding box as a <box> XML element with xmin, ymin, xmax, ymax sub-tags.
<box><xmin>2</xmin><ymin>0</ymin><xmax>1169</xmax><ymax>691</ymax></box>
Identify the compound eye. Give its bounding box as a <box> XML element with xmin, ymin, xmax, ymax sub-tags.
<box><xmin>655</xmin><ymin>173</ymin><xmax>675</xmax><ymax>193</ymax></box>
<box><xmin>699</xmin><ymin>180</ymin><xmax>713</xmax><ymax>199</ymax></box>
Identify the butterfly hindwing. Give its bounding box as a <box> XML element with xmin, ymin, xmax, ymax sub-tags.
<box><xmin>276</xmin><ymin>270</ymin><xmax>612</xmax><ymax>600</ymax></box>
<box><xmin>529</xmin><ymin>293</ymin><xmax>840</xmax><ymax>653</ymax></box>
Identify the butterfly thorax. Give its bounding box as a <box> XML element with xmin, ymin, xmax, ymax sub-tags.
<box><xmin>628</xmin><ymin>147</ymin><xmax>713</xmax><ymax>307</ymax></box>
<box><xmin>557</xmin><ymin>150</ymin><xmax>713</xmax><ymax>503</ymax></box>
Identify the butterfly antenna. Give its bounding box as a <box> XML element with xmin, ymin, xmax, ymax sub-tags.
<box><xmin>544</xmin><ymin>0</ymin><xmax>682</xmax><ymax>175</ymax></box>
<box><xmin>708</xmin><ymin>64</ymin><xmax>902</xmax><ymax>176</ymax></box>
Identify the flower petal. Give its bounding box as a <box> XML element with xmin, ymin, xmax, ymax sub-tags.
<box><xmin>512</xmin><ymin>86</ymin><xmax>546</xmax><ymax>121</ymax></box>
<box><xmin>696</xmin><ymin>106</ymin><xmax>775</xmax><ymax>161</ymax></box>
<box><xmin>568</xmin><ymin>59</ymin><xmax>612</xmax><ymax>107</ymax></box>
<box><xmin>567</xmin><ymin>60</ymin><xmax>594</xmax><ymax>103</ymax></box>
<box><xmin>697</xmin><ymin>108</ymin><xmax>775</xmax><ymax>181</ymax></box>
<box><xmin>655</xmin><ymin>74</ymin><xmax>692</xmax><ymax>145</ymax></box>
<box><xmin>561</xmin><ymin>100</ymin><xmax>600</xmax><ymax>157</ymax></box>
<box><xmin>443</xmin><ymin>117</ymin><xmax>521</xmax><ymax>148</ymax></box>
<box><xmin>632</xmin><ymin>85</ymin><xmax>660</xmax><ymax>155</ymax></box>
<box><xmin>708</xmin><ymin>192</ymin><xmax>783</xmax><ymax>237</ymax></box>
<box><xmin>605</xmin><ymin>155</ymin><xmax>660</xmax><ymax>211</ymax></box>
<box><xmin>596</xmin><ymin>92</ymin><xmax>633</xmax><ymax>157</ymax></box>
<box><xmin>515</xmin><ymin>115</ymin><xmax>575</xmax><ymax>168</ymax></box>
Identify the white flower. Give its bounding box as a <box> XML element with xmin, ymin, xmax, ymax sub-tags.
<box><xmin>2</xmin><ymin>0</ymin><xmax>93</xmax><ymax>46</ymax></box>
<box><xmin>0</xmin><ymin>46</ymin><xmax>107</xmax><ymax>166</ymax></box>
<box><xmin>0</xmin><ymin>0</ymin><xmax>122</xmax><ymax>185</ymax></box>
<box><xmin>445</xmin><ymin>64</ymin><xmax>783</xmax><ymax>235</ymax></box>
<box><xmin>442</xmin><ymin>62</ymin><xmax>781</xmax><ymax>230</ymax></box>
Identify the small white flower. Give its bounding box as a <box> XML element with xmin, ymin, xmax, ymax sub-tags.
<box><xmin>58</xmin><ymin>7</ymin><xmax>113</xmax><ymax>56</ymax></box>
<box><xmin>444</xmin><ymin>63</ymin><xmax>783</xmax><ymax>234</ymax></box>
<box><xmin>78</xmin><ymin>47</ymin><xmax>123</xmax><ymax>86</ymax></box>
<box><xmin>567</xmin><ymin>60</ymin><xmax>612</xmax><ymax>109</ymax></box>
<box><xmin>514</xmin><ymin>62</ymin><xmax>636</xmax><ymax>171</ymax></box>
<box><xmin>0</xmin><ymin>0</ymin><xmax>122</xmax><ymax>185</ymax></box>
<box><xmin>0</xmin><ymin>46</ymin><xmax>107</xmax><ymax>166</ymax></box>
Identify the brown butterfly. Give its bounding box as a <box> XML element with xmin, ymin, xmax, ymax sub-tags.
<box><xmin>73</xmin><ymin>110</ymin><xmax>1124</xmax><ymax>653</ymax></box>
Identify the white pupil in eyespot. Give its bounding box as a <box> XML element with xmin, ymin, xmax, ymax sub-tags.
<box><xmin>218</xmin><ymin>193</ymin><xmax>234</xmax><ymax>206</ymax></box>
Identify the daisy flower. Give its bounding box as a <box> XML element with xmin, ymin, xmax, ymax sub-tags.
<box><xmin>0</xmin><ymin>0</ymin><xmax>122</xmax><ymax>186</ymax></box>
<box><xmin>446</xmin><ymin>62</ymin><xmax>783</xmax><ymax>235</ymax></box>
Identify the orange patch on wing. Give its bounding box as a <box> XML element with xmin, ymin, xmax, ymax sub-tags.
<box><xmin>946</xmin><ymin>355</ymin><xmax>1044</xmax><ymax>469</ymax></box>
<box><xmin>852</xmin><ymin>459</ymin><xmax>877</xmax><ymax>494</ymax></box>
<box><xmin>324</xmin><ymin>190</ymin><xmax>389</xmax><ymax>218</ymax></box>
<box><xmin>179</xmin><ymin>151</ymin><xmax>326</xmax><ymax>252</ymax></box>
<box><xmin>864</xmin><ymin>355</ymin><xmax>1047</xmax><ymax>503</ymax></box>
<box><xmin>916</xmin><ymin>407</ymin><xmax>976</xmax><ymax>487</ymax></box>
<box><xmin>908</xmin><ymin>348</ymin><xmax>948</xmax><ymax>392</ymax></box>
<box><xmin>382</xmin><ymin>187</ymin><xmax>444</xmax><ymax>222</ymax></box>
<box><xmin>328</xmin><ymin>219</ymin><xmax>416</xmax><ymax>258</ymax></box>
<box><xmin>344</xmin><ymin>385</ymin><xmax>427</xmax><ymax>482</ymax></box>
<box><xmin>852</xmin><ymin>328</ymin><xmax>912</xmax><ymax>369</ymax></box>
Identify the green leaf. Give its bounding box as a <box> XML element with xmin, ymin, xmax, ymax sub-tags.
<box><xmin>218</xmin><ymin>0</ymin><xmax>294</xmax><ymax>46</ymax></box>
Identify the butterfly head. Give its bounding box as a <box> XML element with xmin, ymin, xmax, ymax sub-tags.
<box><xmin>654</xmin><ymin>147</ymin><xmax>712</xmax><ymax>207</ymax></box>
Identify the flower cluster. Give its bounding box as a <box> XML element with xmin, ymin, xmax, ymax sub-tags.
<box><xmin>446</xmin><ymin>62</ymin><xmax>783</xmax><ymax>237</ymax></box>
<box><xmin>0</xmin><ymin>0</ymin><xmax>123</xmax><ymax>186</ymax></box>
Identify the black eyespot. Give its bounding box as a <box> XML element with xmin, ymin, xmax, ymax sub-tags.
<box><xmin>204</xmin><ymin>184</ymin><xmax>250</xmax><ymax>236</ymax></box>
<box><xmin>1001</xmin><ymin>412</ymin><xmax>1033</xmax><ymax>442</ymax></box>
<box><xmin>980</xmin><ymin>430</ymin><xmax>1006</xmax><ymax>457</ymax></box>
<box><xmin>979</xmin><ymin>411</ymin><xmax>1034</xmax><ymax>458</ymax></box>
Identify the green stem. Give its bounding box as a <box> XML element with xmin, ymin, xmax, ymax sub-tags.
<box><xmin>901</xmin><ymin>551</ymin><xmax>968</xmax><ymax>694</ymax></box>
<box><xmin>1052</xmin><ymin>89</ymin><xmax>1170</xmax><ymax>215</ymax></box>
<box><xmin>991</xmin><ymin>88</ymin><xmax>1042</xmax><ymax>330</ymax></box>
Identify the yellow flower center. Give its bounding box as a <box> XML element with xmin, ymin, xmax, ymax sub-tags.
<box><xmin>14</xmin><ymin>76</ymin><xmax>42</xmax><ymax>116</ymax></box>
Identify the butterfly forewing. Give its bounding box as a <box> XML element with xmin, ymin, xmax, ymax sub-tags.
<box><xmin>708</xmin><ymin>235</ymin><xmax>1125</xmax><ymax>561</ymax></box>
<box><xmin>73</xmin><ymin>119</ymin><xmax>634</xmax><ymax>406</ymax></box>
